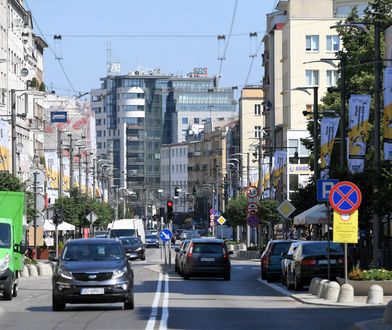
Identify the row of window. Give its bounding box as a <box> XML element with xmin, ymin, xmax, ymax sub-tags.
<box><xmin>306</xmin><ymin>35</ymin><xmax>339</xmax><ymax>52</ymax></box>
<box><xmin>161</xmin><ymin>147</ymin><xmax>188</xmax><ymax>159</ymax></box>
<box><xmin>176</xmin><ymin>94</ymin><xmax>231</xmax><ymax>105</ymax></box>
<box><xmin>305</xmin><ymin>69</ymin><xmax>338</xmax><ymax>87</ymax></box>
<box><xmin>161</xmin><ymin>164</ymin><xmax>188</xmax><ymax>174</ymax></box>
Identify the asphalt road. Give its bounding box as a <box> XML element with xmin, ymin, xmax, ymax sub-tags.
<box><xmin>0</xmin><ymin>246</ymin><xmax>386</xmax><ymax>330</ymax></box>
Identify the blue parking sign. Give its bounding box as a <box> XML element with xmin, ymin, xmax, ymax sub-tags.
<box><xmin>317</xmin><ymin>179</ymin><xmax>338</xmax><ymax>202</ymax></box>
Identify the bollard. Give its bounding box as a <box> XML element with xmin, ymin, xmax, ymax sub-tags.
<box><xmin>366</xmin><ymin>285</ymin><xmax>383</xmax><ymax>305</ymax></box>
<box><xmin>308</xmin><ymin>277</ymin><xmax>320</xmax><ymax>293</ymax></box>
<box><xmin>27</xmin><ymin>264</ymin><xmax>38</xmax><ymax>277</ymax></box>
<box><xmin>311</xmin><ymin>278</ymin><xmax>322</xmax><ymax>295</ymax></box>
<box><xmin>325</xmin><ymin>281</ymin><xmax>340</xmax><ymax>301</ymax></box>
<box><xmin>316</xmin><ymin>279</ymin><xmax>329</xmax><ymax>298</ymax></box>
<box><xmin>337</xmin><ymin>283</ymin><xmax>354</xmax><ymax>304</ymax></box>
<box><xmin>20</xmin><ymin>265</ymin><xmax>29</xmax><ymax>277</ymax></box>
<box><xmin>320</xmin><ymin>280</ymin><xmax>330</xmax><ymax>299</ymax></box>
<box><xmin>383</xmin><ymin>300</ymin><xmax>392</xmax><ymax>324</ymax></box>
<box><xmin>37</xmin><ymin>263</ymin><xmax>53</xmax><ymax>276</ymax></box>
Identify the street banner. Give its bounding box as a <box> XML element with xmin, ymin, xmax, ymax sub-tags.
<box><xmin>262</xmin><ymin>162</ymin><xmax>270</xmax><ymax>191</ymax></box>
<box><xmin>62</xmin><ymin>157</ymin><xmax>70</xmax><ymax>192</ymax></box>
<box><xmin>45</xmin><ymin>152</ymin><xmax>59</xmax><ymax>189</ymax></box>
<box><xmin>383</xmin><ymin>66</ymin><xmax>392</xmax><ymax>160</ymax></box>
<box><xmin>320</xmin><ymin>116</ymin><xmax>340</xmax><ymax>179</ymax></box>
<box><xmin>347</xmin><ymin>94</ymin><xmax>371</xmax><ymax>173</ymax></box>
<box><xmin>0</xmin><ymin>120</ymin><xmax>10</xmax><ymax>171</ymax></box>
<box><xmin>333</xmin><ymin>211</ymin><xmax>358</xmax><ymax>244</ymax></box>
<box><xmin>272</xmin><ymin>150</ymin><xmax>287</xmax><ymax>189</ymax></box>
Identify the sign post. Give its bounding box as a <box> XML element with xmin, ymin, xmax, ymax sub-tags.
<box><xmin>277</xmin><ymin>200</ymin><xmax>296</xmax><ymax>239</ymax></box>
<box><xmin>329</xmin><ymin>181</ymin><xmax>362</xmax><ymax>283</ymax></box>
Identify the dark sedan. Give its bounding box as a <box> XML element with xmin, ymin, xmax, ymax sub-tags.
<box><xmin>50</xmin><ymin>238</ymin><xmax>134</xmax><ymax>311</ymax></box>
<box><xmin>145</xmin><ymin>234</ymin><xmax>160</xmax><ymax>248</ymax></box>
<box><xmin>119</xmin><ymin>236</ymin><xmax>146</xmax><ymax>260</ymax></box>
<box><xmin>286</xmin><ymin>241</ymin><xmax>352</xmax><ymax>291</ymax></box>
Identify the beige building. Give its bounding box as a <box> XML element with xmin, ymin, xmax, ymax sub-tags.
<box><xmin>263</xmin><ymin>0</ymin><xmax>368</xmax><ymax>199</ymax></box>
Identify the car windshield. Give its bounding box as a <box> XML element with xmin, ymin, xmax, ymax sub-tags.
<box><xmin>303</xmin><ymin>243</ymin><xmax>344</xmax><ymax>255</ymax></box>
<box><xmin>120</xmin><ymin>237</ymin><xmax>141</xmax><ymax>245</ymax></box>
<box><xmin>271</xmin><ymin>242</ymin><xmax>293</xmax><ymax>255</ymax></box>
<box><xmin>145</xmin><ymin>235</ymin><xmax>157</xmax><ymax>239</ymax></box>
<box><xmin>62</xmin><ymin>243</ymin><xmax>123</xmax><ymax>261</ymax></box>
<box><xmin>0</xmin><ymin>223</ymin><xmax>11</xmax><ymax>248</ymax></box>
<box><xmin>192</xmin><ymin>243</ymin><xmax>223</xmax><ymax>254</ymax></box>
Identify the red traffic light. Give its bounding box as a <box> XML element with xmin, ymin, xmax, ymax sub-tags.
<box><xmin>167</xmin><ymin>201</ymin><xmax>173</xmax><ymax>207</ymax></box>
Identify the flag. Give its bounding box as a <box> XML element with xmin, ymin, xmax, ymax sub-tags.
<box><xmin>45</xmin><ymin>152</ymin><xmax>60</xmax><ymax>189</ymax></box>
<box><xmin>0</xmin><ymin>120</ymin><xmax>10</xmax><ymax>171</ymax></box>
<box><xmin>320</xmin><ymin>116</ymin><xmax>340</xmax><ymax>179</ymax></box>
<box><xmin>384</xmin><ymin>66</ymin><xmax>392</xmax><ymax>160</ymax></box>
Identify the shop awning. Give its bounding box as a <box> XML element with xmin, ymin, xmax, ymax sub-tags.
<box><xmin>293</xmin><ymin>204</ymin><xmax>329</xmax><ymax>225</ymax></box>
<box><xmin>43</xmin><ymin>219</ymin><xmax>76</xmax><ymax>231</ymax></box>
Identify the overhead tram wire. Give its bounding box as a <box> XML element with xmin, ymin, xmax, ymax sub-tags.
<box><xmin>244</xmin><ymin>34</ymin><xmax>263</xmax><ymax>87</ymax></box>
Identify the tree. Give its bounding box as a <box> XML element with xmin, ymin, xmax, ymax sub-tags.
<box><xmin>223</xmin><ymin>194</ymin><xmax>247</xmax><ymax>227</ymax></box>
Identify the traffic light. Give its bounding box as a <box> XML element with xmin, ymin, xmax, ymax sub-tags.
<box><xmin>174</xmin><ymin>186</ymin><xmax>179</xmax><ymax>197</ymax></box>
<box><xmin>166</xmin><ymin>200</ymin><xmax>173</xmax><ymax>221</ymax></box>
<box><xmin>53</xmin><ymin>208</ymin><xmax>64</xmax><ymax>225</ymax></box>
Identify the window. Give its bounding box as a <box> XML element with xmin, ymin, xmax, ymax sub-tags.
<box><xmin>97</xmin><ymin>131</ymin><xmax>102</xmax><ymax>137</ymax></box>
<box><xmin>326</xmin><ymin>70</ymin><xmax>338</xmax><ymax>87</ymax></box>
<box><xmin>194</xmin><ymin>118</ymin><xmax>199</xmax><ymax>124</ymax></box>
<box><xmin>305</xmin><ymin>35</ymin><xmax>319</xmax><ymax>51</ymax></box>
<box><xmin>254</xmin><ymin>104</ymin><xmax>261</xmax><ymax>115</ymax></box>
<box><xmin>96</xmin><ymin>119</ymin><xmax>102</xmax><ymax>126</ymax></box>
<box><xmin>326</xmin><ymin>35</ymin><xmax>339</xmax><ymax>51</ymax></box>
<box><xmin>182</xmin><ymin>117</ymin><xmax>188</xmax><ymax>124</ymax></box>
<box><xmin>254</xmin><ymin>126</ymin><xmax>262</xmax><ymax>138</ymax></box>
<box><xmin>305</xmin><ymin>70</ymin><xmax>319</xmax><ymax>86</ymax></box>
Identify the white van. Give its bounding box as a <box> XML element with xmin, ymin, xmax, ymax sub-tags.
<box><xmin>108</xmin><ymin>219</ymin><xmax>146</xmax><ymax>243</ymax></box>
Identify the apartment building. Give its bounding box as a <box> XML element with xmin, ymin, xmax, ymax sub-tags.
<box><xmin>262</xmin><ymin>0</ymin><xmax>368</xmax><ymax>199</ymax></box>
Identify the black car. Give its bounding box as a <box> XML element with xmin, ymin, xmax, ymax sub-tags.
<box><xmin>181</xmin><ymin>238</ymin><xmax>232</xmax><ymax>280</ymax></box>
<box><xmin>119</xmin><ymin>236</ymin><xmax>146</xmax><ymax>260</ymax></box>
<box><xmin>50</xmin><ymin>238</ymin><xmax>134</xmax><ymax>311</ymax></box>
<box><xmin>285</xmin><ymin>241</ymin><xmax>352</xmax><ymax>291</ymax></box>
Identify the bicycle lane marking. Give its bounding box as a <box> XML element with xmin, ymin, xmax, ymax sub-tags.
<box><xmin>159</xmin><ymin>273</ymin><xmax>169</xmax><ymax>330</ymax></box>
<box><xmin>145</xmin><ymin>272</ymin><xmax>163</xmax><ymax>330</ymax></box>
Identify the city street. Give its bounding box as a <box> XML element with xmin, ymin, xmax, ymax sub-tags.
<box><xmin>0</xmin><ymin>247</ymin><xmax>385</xmax><ymax>330</ymax></box>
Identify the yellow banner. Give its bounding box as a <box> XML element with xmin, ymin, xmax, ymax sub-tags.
<box><xmin>333</xmin><ymin>211</ymin><xmax>358</xmax><ymax>244</ymax></box>
<box><xmin>384</xmin><ymin>66</ymin><xmax>392</xmax><ymax>160</ymax></box>
<box><xmin>320</xmin><ymin>117</ymin><xmax>339</xmax><ymax>179</ymax></box>
<box><xmin>0</xmin><ymin>120</ymin><xmax>10</xmax><ymax>171</ymax></box>
<box><xmin>45</xmin><ymin>152</ymin><xmax>59</xmax><ymax>189</ymax></box>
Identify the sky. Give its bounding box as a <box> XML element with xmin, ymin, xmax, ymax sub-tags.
<box><xmin>25</xmin><ymin>0</ymin><xmax>277</xmax><ymax>99</ymax></box>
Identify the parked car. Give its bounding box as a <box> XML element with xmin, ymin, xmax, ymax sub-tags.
<box><xmin>180</xmin><ymin>230</ymin><xmax>201</xmax><ymax>240</ymax></box>
<box><xmin>281</xmin><ymin>241</ymin><xmax>301</xmax><ymax>285</ymax></box>
<box><xmin>145</xmin><ymin>234</ymin><xmax>160</xmax><ymax>248</ymax></box>
<box><xmin>50</xmin><ymin>238</ymin><xmax>134</xmax><ymax>311</ymax></box>
<box><xmin>119</xmin><ymin>236</ymin><xmax>146</xmax><ymax>260</ymax></box>
<box><xmin>260</xmin><ymin>240</ymin><xmax>296</xmax><ymax>282</ymax></box>
<box><xmin>174</xmin><ymin>240</ymin><xmax>190</xmax><ymax>274</ymax></box>
<box><xmin>181</xmin><ymin>238</ymin><xmax>232</xmax><ymax>280</ymax></box>
<box><xmin>285</xmin><ymin>241</ymin><xmax>351</xmax><ymax>291</ymax></box>
<box><xmin>174</xmin><ymin>229</ymin><xmax>184</xmax><ymax>240</ymax></box>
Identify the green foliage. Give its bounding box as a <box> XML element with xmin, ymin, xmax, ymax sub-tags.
<box><xmin>256</xmin><ymin>199</ymin><xmax>281</xmax><ymax>226</ymax></box>
<box><xmin>348</xmin><ymin>267</ymin><xmax>392</xmax><ymax>281</ymax></box>
<box><xmin>223</xmin><ymin>194</ymin><xmax>247</xmax><ymax>227</ymax></box>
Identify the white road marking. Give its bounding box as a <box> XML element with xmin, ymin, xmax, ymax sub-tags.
<box><xmin>145</xmin><ymin>273</ymin><xmax>163</xmax><ymax>330</ymax></box>
<box><xmin>159</xmin><ymin>273</ymin><xmax>169</xmax><ymax>330</ymax></box>
<box><xmin>257</xmin><ymin>278</ymin><xmax>291</xmax><ymax>296</ymax></box>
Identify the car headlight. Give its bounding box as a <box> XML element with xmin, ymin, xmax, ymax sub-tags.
<box><xmin>136</xmin><ymin>247</ymin><xmax>142</xmax><ymax>251</ymax></box>
<box><xmin>58</xmin><ymin>269</ymin><xmax>73</xmax><ymax>280</ymax></box>
<box><xmin>0</xmin><ymin>254</ymin><xmax>10</xmax><ymax>272</ymax></box>
<box><xmin>113</xmin><ymin>266</ymin><xmax>127</xmax><ymax>279</ymax></box>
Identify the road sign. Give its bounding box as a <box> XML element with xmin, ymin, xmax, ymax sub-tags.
<box><xmin>246</xmin><ymin>202</ymin><xmax>259</xmax><ymax>214</ymax></box>
<box><xmin>317</xmin><ymin>179</ymin><xmax>339</xmax><ymax>202</ymax></box>
<box><xmin>86</xmin><ymin>211</ymin><xmax>98</xmax><ymax>224</ymax></box>
<box><xmin>50</xmin><ymin>111</ymin><xmax>67</xmax><ymax>123</ymax></box>
<box><xmin>277</xmin><ymin>199</ymin><xmax>296</xmax><ymax>218</ymax></box>
<box><xmin>246</xmin><ymin>186</ymin><xmax>259</xmax><ymax>199</ymax></box>
<box><xmin>160</xmin><ymin>228</ymin><xmax>172</xmax><ymax>241</ymax></box>
<box><xmin>246</xmin><ymin>214</ymin><xmax>259</xmax><ymax>227</ymax></box>
<box><xmin>329</xmin><ymin>181</ymin><xmax>362</xmax><ymax>214</ymax></box>
<box><xmin>217</xmin><ymin>216</ymin><xmax>226</xmax><ymax>225</ymax></box>
<box><xmin>36</xmin><ymin>193</ymin><xmax>45</xmax><ymax>212</ymax></box>
<box><xmin>333</xmin><ymin>211</ymin><xmax>358</xmax><ymax>243</ymax></box>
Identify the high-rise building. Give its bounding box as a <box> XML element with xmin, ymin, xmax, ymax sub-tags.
<box><xmin>91</xmin><ymin>68</ymin><xmax>235</xmax><ymax>217</ymax></box>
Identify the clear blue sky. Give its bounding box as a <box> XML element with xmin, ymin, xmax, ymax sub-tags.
<box><xmin>25</xmin><ymin>0</ymin><xmax>277</xmax><ymax>98</ymax></box>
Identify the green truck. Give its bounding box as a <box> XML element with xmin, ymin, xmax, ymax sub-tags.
<box><xmin>0</xmin><ymin>191</ymin><xmax>27</xmax><ymax>300</ymax></box>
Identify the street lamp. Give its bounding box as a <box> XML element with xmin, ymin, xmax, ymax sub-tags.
<box><xmin>231</xmin><ymin>153</ymin><xmax>250</xmax><ymax>187</ymax></box>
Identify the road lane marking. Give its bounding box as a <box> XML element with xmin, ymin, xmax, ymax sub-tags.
<box><xmin>145</xmin><ymin>273</ymin><xmax>163</xmax><ymax>330</ymax></box>
<box><xmin>159</xmin><ymin>273</ymin><xmax>169</xmax><ymax>330</ymax></box>
<box><xmin>257</xmin><ymin>278</ymin><xmax>291</xmax><ymax>296</ymax></box>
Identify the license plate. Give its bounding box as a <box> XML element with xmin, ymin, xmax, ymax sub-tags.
<box><xmin>80</xmin><ymin>288</ymin><xmax>104</xmax><ymax>295</ymax></box>
<box><xmin>318</xmin><ymin>259</ymin><xmax>336</xmax><ymax>264</ymax></box>
<box><xmin>200</xmin><ymin>257</ymin><xmax>215</xmax><ymax>262</ymax></box>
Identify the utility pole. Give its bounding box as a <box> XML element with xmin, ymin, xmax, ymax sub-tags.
<box><xmin>340</xmin><ymin>55</ymin><xmax>346</xmax><ymax>171</ymax></box>
<box><xmin>258</xmin><ymin>136</ymin><xmax>263</xmax><ymax>196</ymax></box>
<box><xmin>69</xmin><ymin>134</ymin><xmax>74</xmax><ymax>191</ymax></box>
<box><xmin>33</xmin><ymin>172</ymin><xmax>37</xmax><ymax>259</ymax></box>
<box><xmin>11</xmin><ymin>90</ymin><xmax>16</xmax><ymax>176</ymax></box>
<box><xmin>313</xmin><ymin>86</ymin><xmax>319</xmax><ymax>182</ymax></box>
<box><xmin>57</xmin><ymin>128</ymin><xmax>63</xmax><ymax>197</ymax></box>
<box><xmin>92</xmin><ymin>158</ymin><xmax>96</xmax><ymax>200</ymax></box>
<box><xmin>85</xmin><ymin>154</ymin><xmax>89</xmax><ymax>195</ymax></box>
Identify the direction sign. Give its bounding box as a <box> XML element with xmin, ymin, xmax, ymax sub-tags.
<box><xmin>246</xmin><ymin>202</ymin><xmax>259</xmax><ymax>214</ymax></box>
<box><xmin>329</xmin><ymin>181</ymin><xmax>362</xmax><ymax>214</ymax></box>
<box><xmin>160</xmin><ymin>228</ymin><xmax>172</xmax><ymax>242</ymax></box>
<box><xmin>277</xmin><ymin>199</ymin><xmax>296</xmax><ymax>218</ymax></box>
<box><xmin>86</xmin><ymin>211</ymin><xmax>98</xmax><ymax>224</ymax></box>
<box><xmin>317</xmin><ymin>179</ymin><xmax>338</xmax><ymax>202</ymax></box>
<box><xmin>246</xmin><ymin>186</ymin><xmax>259</xmax><ymax>199</ymax></box>
<box><xmin>217</xmin><ymin>216</ymin><xmax>226</xmax><ymax>225</ymax></box>
<box><xmin>246</xmin><ymin>214</ymin><xmax>259</xmax><ymax>228</ymax></box>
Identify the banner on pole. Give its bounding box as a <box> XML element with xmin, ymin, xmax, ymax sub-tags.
<box><xmin>384</xmin><ymin>66</ymin><xmax>392</xmax><ymax>160</ymax></box>
<box><xmin>0</xmin><ymin>120</ymin><xmax>10</xmax><ymax>171</ymax></box>
<box><xmin>320</xmin><ymin>116</ymin><xmax>340</xmax><ymax>179</ymax></box>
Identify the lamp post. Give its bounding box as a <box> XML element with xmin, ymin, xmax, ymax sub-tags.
<box><xmin>231</xmin><ymin>153</ymin><xmax>250</xmax><ymax>187</ymax></box>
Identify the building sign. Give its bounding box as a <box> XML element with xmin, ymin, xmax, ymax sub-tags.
<box><xmin>288</xmin><ymin>164</ymin><xmax>311</xmax><ymax>174</ymax></box>
<box><xmin>193</xmin><ymin>67</ymin><xmax>208</xmax><ymax>77</ymax></box>
<box><xmin>50</xmin><ymin>111</ymin><xmax>67</xmax><ymax>123</ymax></box>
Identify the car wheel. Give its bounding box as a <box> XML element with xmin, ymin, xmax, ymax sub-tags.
<box><xmin>266</xmin><ymin>272</ymin><xmax>272</xmax><ymax>282</ymax></box>
<box><xmin>52</xmin><ymin>293</ymin><xmax>65</xmax><ymax>311</ymax></box>
<box><xmin>124</xmin><ymin>291</ymin><xmax>135</xmax><ymax>310</ymax></box>
<box><xmin>286</xmin><ymin>274</ymin><xmax>294</xmax><ymax>290</ymax></box>
<box><xmin>183</xmin><ymin>271</ymin><xmax>190</xmax><ymax>280</ymax></box>
<box><xmin>141</xmin><ymin>255</ymin><xmax>146</xmax><ymax>261</ymax></box>
<box><xmin>224</xmin><ymin>272</ymin><xmax>230</xmax><ymax>281</ymax></box>
<box><xmin>3</xmin><ymin>282</ymin><xmax>13</xmax><ymax>301</ymax></box>
<box><xmin>281</xmin><ymin>274</ymin><xmax>285</xmax><ymax>285</ymax></box>
<box><xmin>12</xmin><ymin>283</ymin><xmax>18</xmax><ymax>297</ymax></box>
<box><xmin>294</xmin><ymin>274</ymin><xmax>303</xmax><ymax>291</ymax></box>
